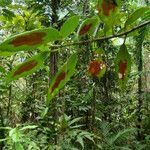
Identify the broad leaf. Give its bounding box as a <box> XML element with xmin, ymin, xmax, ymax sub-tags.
<box><xmin>60</xmin><ymin>15</ymin><xmax>80</xmax><ymax>39</ymax></box>
<box><xmin>78</xmin><ymin>16</ymin><xmax>99</xmax><ymax>36</ymax></box>
<box><xmin>6</xmin><ymin>52</ymin><xmax>47</xmax><ymax>83</ymax></box>
<box><xmin>97</xmin><ymin>0</ymin><xmax>121</xmax><ymax>35</ymax></box>
<box><xmin>88</xmin><ymin>59</ymin><xmax>106</xmax><ymax>78</ymax></box>
<box><xmin>0</xmin><ymin>28</ymin><xmax>60</xmax><ymax>52</ymax></box>
<box><xmin>125</xmin><ymin>7</ymin><xmax>150</xmax><ymax>27</ymax></box>
<box><xmin>47</xmin><ymin>53</ymin><xmax>77</xmax><ymax>105</ymax></box>
<box><xmin>115</xmin><ymin>44</ymin><xmax>131</xmax><ymax>89</ymax></box>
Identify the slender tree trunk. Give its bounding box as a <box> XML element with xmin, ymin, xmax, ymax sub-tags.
<box><xmin>7</xmin><ymin>85</ymin><xmax>12</xmax><ymax>117</ymax></box>
<box><xmin>137</xmin><ymin>45</ymin><xmax>143</xmax><ymax>140</ymax></box>
<box><xmin>135</xmin><ymin>28</ymin><xmax>146</xmax><ymax>141</ymax></box>
<box><xmin>7</xmin><ymin>56</ymin><xmax>15</xmax><ymax>122</ymax></box>
<box><xmin>49</xmin><ymin>0</ymin><xmax>60</xmax><ymax>145</ymax></box>
<box><xmin>91</xmin><ymin>77</ymin><xmax>96</xmax><ymax>131</ymax></box>
<box><xmin>0</xmin><ymin>107</ymin><xmax>5</xmax><ymax>150</ymax></box>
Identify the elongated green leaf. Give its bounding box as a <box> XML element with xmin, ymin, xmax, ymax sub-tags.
<box><xmin>60</xmin><ymin>15</ymin><xmax>80</xmax><ymax>39</ymax></box>
<box><xmin>0</xmin><ymin>138</ymin><xmax>8</xmax><ymax>142</ymax></box>
<box><xmin>76</xmin><ymin>137</ymin><xmax>84</xmax><ymax>149</ymax></box>
<box><xmin>0</xmin><ymin>28</ymin><xmax>61</xmax><ymax>52</ymax></box>
<box><xmin>20</xmin><ymin>125</ymin><xmax>37</xmax><ymax>131</ymax></box>
<box><xmin>0</xmin><ymin>127</ymin><xmax>12</xmax><ymax>130</ymax></box>
<box><xmin>125</xmin><ymin>7</ymin><xmax>150</xmax><ymax>27</ymax></box>
<box><xmin>47</xmin><ymin>53</ymin><xmax>77</xmax><ymax>105</ymax></box>
<box><xmin>6</xmin><ymin>52</ymin><xmax>47</xmax><ymax>84</ymax></box>
<box><xmin>2</xmin><ymin>8</ymin><xmax>15</xmax><ymax>20</ymax></box>
<box><xmin>0</xmin><ymin>51</ymin><xmax>16</xmax><ymax>56</ymax></box>
<box><xmin>78</xmin><ymin>16</ymin><xmax>99</xmax><ymax>36</ymax></box>
<box><xmin>115</xmin><ymin>44</ymin><xmax>131</xmax><ymax>89</ymax></box>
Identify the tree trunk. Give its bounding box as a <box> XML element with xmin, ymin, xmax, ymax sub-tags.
<box><xmin>48</xmin><ymin>0</ymin><xmax>60</xmax><ymax>145</ymax></box>
<box><xmin>135</xmin><ymin>27</ymin><xmax>146</xmax><ymax>141</ymax></box>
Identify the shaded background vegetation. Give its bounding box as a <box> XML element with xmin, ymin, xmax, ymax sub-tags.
<box><xmin>0</xmin><ymin>0</ymin><xmax>150</xmax><ymax>149</ymax></box>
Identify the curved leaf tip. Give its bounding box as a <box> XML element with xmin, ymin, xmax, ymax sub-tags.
<box><xmin>51</xmin><ymin>71</ymin><xmax>66</xmax><ymax>93</ymax></box>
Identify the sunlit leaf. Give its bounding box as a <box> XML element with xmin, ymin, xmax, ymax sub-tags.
<box><xmin>6</xmin><ymin>52</ymin><xmax>48</xmax><ymax>84</ymax></box>
<box><xmin>9</xmin><ymin>128</ymin><xmax>20</xmax><ymax>142</ymax></box>
<box><xmin>47</xmin><ymin>53</ymin><xmax>77</xmax><ymax>105</ymax></box>
<box><xmin>15</xmin><ymin>142</ymin><xmax>24</xmax><ymax>150</ymax></box>
<box><xmin>78</xmin><ymin>16</ymin><xmax>99</xmax><ymax>36</ymax></box>
<box><xmin>20</xmin><ymin>125</ymin><xmax>37</xmax><ymax>131</ymax></box>
<box><xmin>0</xmin><ymin>28</ymin><xmax>60</xmax><ymax>52</ymax></box>
<box><xmin>60</xmin><ymin>15</ymin><xmax>80</xmax><ymax>38</ymax></box>
<box><xmin>125</xmin><ymin>7</ymin><xmax>150</xmax><ymax>27</ymax></box>
<box><xmin>115</xmin><ymin>44</ymin><xmax>131</xmax><ymax>89</ymax></box>
<box><xmin>0</xmin><ymin>51</ymin><xmax>16</xmax><ymax>56</ymax></box>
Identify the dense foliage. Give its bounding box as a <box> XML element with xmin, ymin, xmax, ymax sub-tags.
<box><xmin>0</xmin><ymin>0</ymin><xmax>150</xmax><ymax>149</ymax></box>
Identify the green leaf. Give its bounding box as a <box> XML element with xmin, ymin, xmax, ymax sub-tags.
<box><xmin>115</xmin><ymin>44</ymin><xmax>131</xmax><ymax>89</ymax></box>
<box><xmin>0</xmin><ymin>0</ymin><xmax>12</xmax><ymax>6</ymax></box>
<box><xmin>125</xmin><ymin>7</ymin><xmax>150</xmax><ymax>27</ymax></box>
<box><xmin>76</xmin><ymin>137</ymin><xmax>84</xmax><ymax>149</ymax></box>
<box><xmin>6</xmin><ymin>52</ymin><xmax>47</xmax><ymax>84</ymax></box>
<box><xmin>78</xmin><ymin>16</ymin><xmax>99</xmax><ymax>36</ymax></box>
<box><xmin>60</xmin><ymin>15</ymin><xmax>80</xmax><ymax>39</ymax></box>
<box><xmin>0</xmin><ymin>28</ymin><xmax>61</xmax><ymax>52</ymax></box>
<box><xmin>0</xmin><ymin>127</ymin><xmax>12</xmax><ymax>130</ymax></box>
<box><xmin>0</xmin><ymin>66</ymin><xmax>6</xmax><ymax>73</ymax></box>
<box><xmin>0</xmin><ymin>51</ymin><xmax>16</xmax><ymax>56</ymax></box>
<box><xmin>15</xmin><ymin>142</ymin><xmax>24</xmax><ymax>150</ymax></box>
<box><xmin>69</xmin><ymin>117</ymin><xmax>82</xmax><ymax>126</ymax></box>
<box><xmin>9</xmin><ymin>128</ymin><xmax>20</xmax><ymax>142</ymax></box>
<box><xmin>84</xmin><ymin>134</ymin><xmax>94</xmax><ymax>143</ymax></box>
<box><xmin>2</xmin><ymin>8</ymin><xmax>15</xmax><ymax>20</ymax></box>
<box><xmin>0</xmin><ymin>138</ymin><xmax>8</xmax><ymax>142</ymax></box>
<box><xmin>47</xmin><ymin>53</ymin><xmax>77</xmax><ymax>105</ymax></box>
<box><xmin>20</xmin><ymin>125</ymin><xmax>37</xmax><ymax>131</ymax></box>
